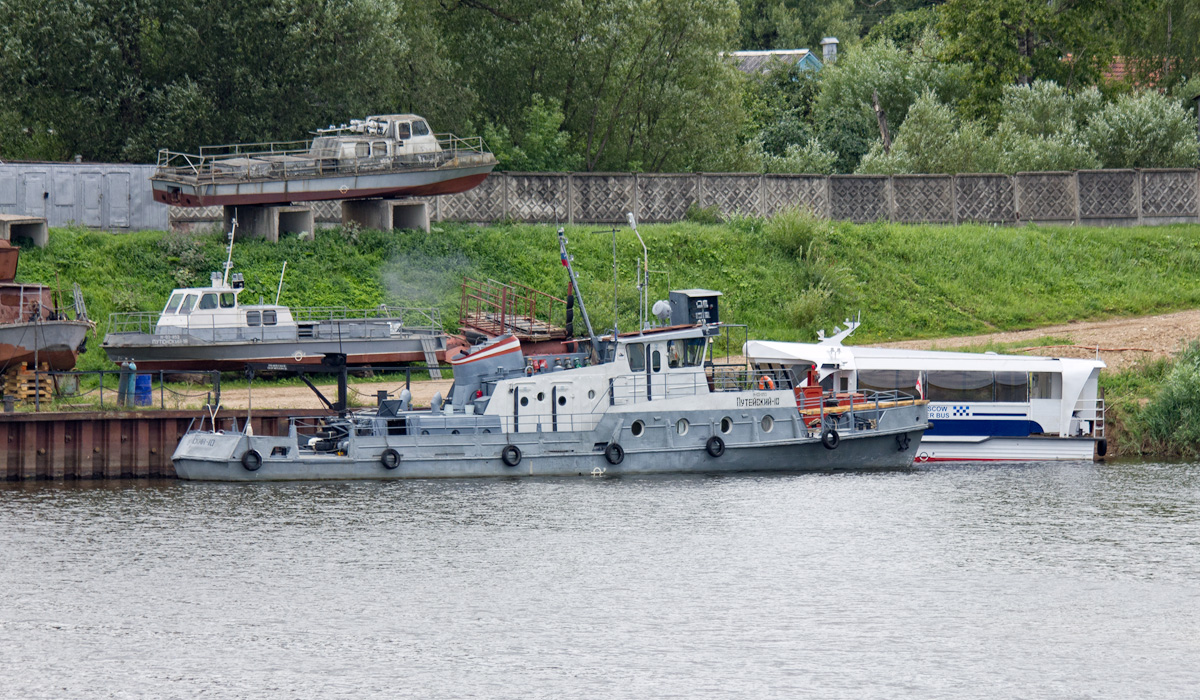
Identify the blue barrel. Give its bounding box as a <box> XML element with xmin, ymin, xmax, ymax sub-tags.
<box><xmin>134</xmin><ymin>374</ymin><xmax>153</xmax><ymax>406</ymax></box>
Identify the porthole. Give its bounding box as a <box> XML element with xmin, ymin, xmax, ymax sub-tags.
<box><xmin>537</xmin><ymin>392</ymin><xmax>545</xmax><ymax>402</ymax></box>
<box><xmin>676</xmin><ymin>418</ymin><xmax>689</xmax><ymax>436</ymax></box>
<box><xmin>631</xmin><ymin>420</ymin><xmax>645</xmax><ymax>437</ymax></box>
<box><xmin>720</xmin><ymin>417</ymin><xmax>733</xmax><ymax>434</ymax></box>
<box><xmin>761</xmin><ymin>415</ymin><xmax>775</xmax><ymax>433</ymax></box>
<box><xmin>587</xmin><ymin>389</ymin><xmax>595</xmax><ymax>399</ymax></box>
<box><xmin>520</xmin><ymin>397</ymin><xmax>529</xmax><ymax>407</ymax></box>
<box><xmin>557</xmin><ymin>395</ymin><xmax>567</xmax><ymax>406</ymax></box>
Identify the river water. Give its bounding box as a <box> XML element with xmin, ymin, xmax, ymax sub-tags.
<box><xmin>2</xmin><ymin>461</ymin><xmax>1198</xmax><ymax>699</ymax></box>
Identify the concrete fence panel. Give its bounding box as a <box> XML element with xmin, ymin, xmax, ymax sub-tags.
<box><xmin>955</xmin><ymin>174</ymin><xmax>1015</xmax><ymax>223</ymax></box>
<box><xmin>762</xmin><ymin>174</ymin><xmax>827</xmax><ymax>217</ymax></box>
<box><xmin>699</xmin><ymin>173</ymin><xmax>761</xmax><ymax>217</ymax></box>
<box><xmin>1140</xmin><ymin>169</ymin><xmax>1198</xmax><ymax>224</ymax></box>
<box><xmin>891</xmin><ymin>175</ymin><xmax>953</xmax><ymax>223</ymax></box>
<box><xmin>637</xmin><ymin>174</ymin><xmax>697</xmax><ymax>223</ymax></box>
<box><xmin>507</xmin><ymin>173</ymin><xmax>569</xmax><ymax>223</ymax></box>
<box><xmin>1077</xmin><ymin>170</ymin><xmax>1138</xmax><ymax>226</ymax></box>
<box><xmin>572</xmin><ymin>173</ymin><xmax>635</xmax><ymax>223</ymax></box>
<box><xmin>1015</xmin><ymin>171</ymin><xmax>1077</xmax><ymax>224</ymax></box>
<box><xmin>830</xmin><ymin>175</ymin><xmax>889</xmax><ymax>222</ymax></box>
<box><xmin>439</xmin><ymin>173</ymin><xmax>505</xmax><ymax>222</ymax></box>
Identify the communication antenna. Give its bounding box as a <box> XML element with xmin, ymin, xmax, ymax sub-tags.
<box><xmin>275</xmin><ymin>261</ymin><xmax>287</xmax><ymax>305</ymax></box>
<box><xmin>626</xmin><ymin>213</ymin><xmax>650</xmax><ymax>333</ymax></box>
<box><xmin>222</xmin><ymin>218</ymin><xmax>238</xmax><ymax>287</ymax></box>
<box><xmin>558</xmin><ymin>228</ymin><xmax>598</xmax><ymax>349</ymax></box>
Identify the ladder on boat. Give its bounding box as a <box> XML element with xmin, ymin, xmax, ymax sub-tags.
<box><xmin>420</xmin><ymin>337</ymin><xmax>442</xmax><ymax>379</ymax></box>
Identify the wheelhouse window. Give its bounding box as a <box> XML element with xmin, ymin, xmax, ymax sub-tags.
<box><xmin>413</xmin><ymin>120</ymin><xmax>430</xmax><ymax>136</ymax></box>
<box><xmin>219</xmin><ymin>293</ymin><xmax>236</xmax><ymax>308</ymax></box>
<box><xmin>263</xmin><ymin>310</ymin><xmax>278</xmax><ymax>325</ymax></box>
<box><xmin>246</xmin><ymin>310</ymin><xmax>261</xmax><ymax>327</ymax></box>
<box><xmin>179</xmin><ymin>294</ymin><xmax>198</xmax><ymax>315</ymax></box>
<box><xmin>355</xmin><ymin>142</ymin><xmax>369</xmax><ymax>158</ymax></box>
<box><xmin>372</xmin><ymin>141</ymin><xmax>387</xmax><ymax>157</ymax></box>
<box><xmin>198</xmin><ymin>293</ymin><xmax>218</xmax><ymax>310</ymax></box>
<box><xmin>1030</xmin><ymin>372</ymin><xmax>1059</xmax><ymax>399</ymax></box>
<box><xmin>928</xmin><ymin>371</ymin><xmax>994</xmax><ymax>402</ymax></box>
<box><xmin>667</xmin><ymin>338</ymin><xmax>707</xmax><ymax>368</ymax></box>
<box><xmin>397</xmin><ymin>122</ymin><xmax>411</xmax><ymax>139</ymax></box>
<box><xmin>627</xmin><ymin>343</ymin><xmax>645</xmax><ymax>372</ymax></box>
<box><xmin>858</xmin><ymin>370</ymin><xmax>920</xmax><ymax>393</ymax></box>
<box><xmin>164</xmin><ymin>293</ymin><xmax>184</xmax><ymax>314</ymax></box>
<box><xmin>994</xmin><ymin>371</ymin><xmax>1029</xmax><ymax>402</ymax></box>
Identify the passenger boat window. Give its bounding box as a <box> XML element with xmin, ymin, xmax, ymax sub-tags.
<box><xmin>372</xmin><ymin>141</ymin><xmax>387</xmax><ymax>157</ymax></box>
<box><xmin>627</xmin><ymin>343</ymin><xmax>645</xmax><ymax>372</ymax></box>
<box><xmin>652</xmin><ymin>349</ymin><xmax>662</xmax><ymax>372</ymax></box>
<box><xmin>995</xmin><ymin>371</ymin><xmax>1029</xmax><ymax>402</ymax></box>
<box><xmin>263</xmin><ymin>310</ymin><xmax>278</xmax><ymax>325</ymax></box>
<box><xmin>355</xmin><ymin>142</ymin><xmax>369</xmax><ymax>158</ymax></box>
<box><xmin>1030</xmin><ymin>372</ymin><xmax>1059</xmax><ymax>399</ymax></box>
<box><xmin>179</xmin><ymin>294</ymin><xmax>197</xmax><ymax>315</ymax></box>
<box><xmin>858</xmin><ymin>370</ymin><xmax>920</xmax><ymax>393</ymax></box>
<box><xmin>928</xmin><ymin>371</ymin><xmax>993</xmax><ymax>402</ymax></box>
<box><xmin>164</xmin><ymin>293</ymin><xmax>183</xmax><ymax>314</ymax></box>
<box><xmin>198</xmin><ymin>293</ymin><xmax>218</xmax><ymax>310</ymax></box>
<box><xmin>219</xmin><ymin>293</ymin><xmax>236</xmax><ymax>308</ymax></box>
<box><xmin>413</xmin><ymin>120</ymin><xmax>430</xmax><ymax>136</ymax></box>
<box><xmin>246</xmin><ymin>310</ymin><xmax>261</xmax><ymax>327</ymax></box>
<box><xmin>397</xmin><ymin>122</ymin><xmax>411</xmax><ymax>139</ymax></box>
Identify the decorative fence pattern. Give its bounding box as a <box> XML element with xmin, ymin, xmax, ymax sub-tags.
<box><xmin>167</xmin><ymin>169</ymin><xmax>1200</xmax><ymax>229</ymax></box>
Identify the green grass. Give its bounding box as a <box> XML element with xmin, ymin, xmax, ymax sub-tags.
<box><xmin>14</xmin><ymin>215</ymin><xmax>1200</xmax><ymax>374</ymax></box>
<box><xmin>1102</xmin><ymin>343</ymin><xmax>1200</xmax><ymax>458</ymax></box>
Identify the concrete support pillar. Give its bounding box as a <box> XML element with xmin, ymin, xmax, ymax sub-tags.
<box><xmin>0</xmin><ymin>215</ymin><xmax>49</xmax><ymax>247</ymax></box>
<box><xmin>222</xmin><ymin>205</ymin><xmax>313</xmax><ymax>242</ymax></box>
<box><xmin>341</xmin><ymin>199</ymin><xmax>430</xmax><ymax>232</ymax></box>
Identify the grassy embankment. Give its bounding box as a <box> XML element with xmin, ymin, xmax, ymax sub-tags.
<box><xmin>14</xmin><ymin>213</ymin><xmax>1200</xmax><ymax>454</ymax></box>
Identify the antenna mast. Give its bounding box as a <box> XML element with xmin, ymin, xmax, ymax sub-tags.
<box><xmin>222</xmin><ymin>218</ymin><xmax>238</xmax><ymax>287</ymax></box>
<box><xmin>626</xmin><ymin>213</ymin><xmax>649</xmax><ymax>333</ymax></box>
<box><xmin>558</xmin><ymin>228</ymin><xmax>598</xmax><ymax>349</ymax></box>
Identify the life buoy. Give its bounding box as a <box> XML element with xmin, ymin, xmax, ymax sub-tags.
<box><xmin>604</xmin><ymin>442</ymin><xmax>625</xmax><ymax>465</ymax></box>
<box><xmin>758</xmin><ymin>375</ymin><xmax>776</xmax><ymax>391</ymax></box>
<box><xmin>501</xmin><ymin>444</ymin><xmax>522</xmax><ymax>467</ymax></box>
<box><xmin>706</xmin><ymin>435</ymin><xmax>725</xmax><ymax>458</ymax></box>
<box><xmin>241</xmin><ymin>449</ymin><xmax>262</xmax><ymax>471</ymax></box>
<box><xmin>381</xmin><ymin>448</ymin><xmax>401</xmax><ymax>470</ymax></box>
<box><xmin>821</xmin><ymin>428</ymin><xmax>840</xmax><ymax>450</ymax></box>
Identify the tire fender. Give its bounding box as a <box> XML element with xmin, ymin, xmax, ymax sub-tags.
<box><xmin>821</xmin><ymin>428</ymin><xmax>840</xmax><ymax>450</ymax></box>
<box><xmin>501</xmin><ymin>444</ymin><xmax>522</xmax><ymax>467</ymax></box>
<box><xmin>241</xmin><ymin>449</ymin><xmax>262</xmax><ymax>471</ymax></box>
<box><xmin>706</xmin><ymin>435</ymin><xmax>725</xmax><ymax>458</ymax></box>
<box><xmin>381</xmin><ymin>448</ymin><xmax>401</xmax><ymax>470</ymax></box>
<box><xmin>604</xmin><ymin>442</ymin><xmax>625</xmax><ymax>465</ymax></box>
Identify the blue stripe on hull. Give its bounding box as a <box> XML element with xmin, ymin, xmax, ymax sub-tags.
<box><xmin>926</xmin><ymin>419</ymin><xmax>1045</xmax><ymax>438</ymax></box>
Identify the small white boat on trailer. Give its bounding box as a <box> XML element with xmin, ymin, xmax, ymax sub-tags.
<box><xmin>746</xmin><ymin>320</ymin><xmax>1106</xmax><ymax>463</ymax></box>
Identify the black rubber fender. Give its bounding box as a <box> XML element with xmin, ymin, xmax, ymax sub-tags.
<box><xmin>821</xmin><ymin>428</ymin><xmax>840</xmax><ymax>450</ymax></box>
<box><xmin>501</xmin><ymin>444</ymin><xmax>522</xmax><ymax>467</ymax></box>
<box><xmin>604</xmin><ymin>442</ymin><xmax>625</xmax><ymax>465</ymax></box>
<box><xmin>1097</xmin><ymin>438</ymin><xmax>1108</xmax><ymax>457</ymax></box>
<box><xmin>706</xmin><ymin>435</ymin><xmax>725</xmax><ymax>458</ymax></box>
<box><xmin>241</xmin><ymin>449</ymin><xmax>262</xmax><ymax>471</ymax></box>
<box><xmin>381</xmin><ymin>448</ymin><xmax>401</xmax><ymax>470</ymax></box>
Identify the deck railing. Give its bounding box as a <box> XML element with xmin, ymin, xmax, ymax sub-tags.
<box><xmin>106</xmin><ymin>305</ymin><xmax>443</xmax><ymax>337</ymax></box>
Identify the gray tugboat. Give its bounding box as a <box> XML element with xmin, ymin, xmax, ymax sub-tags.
<box><xmin>172</xmin><ymin>227</ymin><xmax>929</xmax><ymax>481</ymax></box>
<box><xmin>103</xmin><ymin>228</ymin><xmax>454</xmax><ymax>372</ymax></box>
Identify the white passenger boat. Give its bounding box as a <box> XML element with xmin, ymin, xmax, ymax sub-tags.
<box><xmin>746</xmin><ymin>321</ymin><xmax>1106</xmax><ymax>462</ymax></box>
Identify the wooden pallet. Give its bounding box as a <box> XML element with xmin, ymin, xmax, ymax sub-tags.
<box><xmin>3</xmin><ymin>362</ymin><xmax>51</xmax><ymax>401</ymax></box>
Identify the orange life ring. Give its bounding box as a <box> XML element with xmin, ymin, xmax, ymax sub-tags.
<box><xmin>758</xmin><ymin>375</ymin><xmax>776</xmax><ymax>391</ymax></box>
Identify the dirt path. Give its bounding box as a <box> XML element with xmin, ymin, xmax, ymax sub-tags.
<box><xmin>875</xmin><ymin>309</ymin><xmax>1200</xmax><ymax>370</ymax></box>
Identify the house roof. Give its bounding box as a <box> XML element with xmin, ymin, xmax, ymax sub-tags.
<box><xmin>728</xmin><ymin>49</ymin><xmax>823</xmax><ymax>74</ymax></box>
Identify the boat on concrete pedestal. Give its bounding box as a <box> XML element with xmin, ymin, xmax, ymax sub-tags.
<box><xmin>172</xmin><ymin>226</ymin><xmax>929</xmax><ymax>481</ymax></box>
<box><xmin>150</xmin><ymin>114</ymin><xmax>496</xmax><ymax>208</ymax></box>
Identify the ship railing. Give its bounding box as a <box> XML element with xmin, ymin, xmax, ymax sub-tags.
<box><xmin>459</xmin><ymin>277</ymin><xmax>568</xmax><ymax>340</ymax></box>
<box><xmin>106</xmin><ymin>311</ymin><xmax>160</xmax><ymax>335</ymax></box>
<box><xmin>290</xmin><ymin>306</ymin><xmax>443</xmax><ymax>329</ymax></box>
<box><xmin>154</xmin><ymin>133</ymin><xmax>493</xmax><ymax>184</ymax></box>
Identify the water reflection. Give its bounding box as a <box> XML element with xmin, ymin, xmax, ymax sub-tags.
<box><xmin>2</xmin><ymin>461</ymin><xmax>1198</xmax><ymax>698</ymax></box>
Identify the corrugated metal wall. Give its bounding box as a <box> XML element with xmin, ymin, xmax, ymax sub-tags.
<box><xmin>0</xmin><ymin>163</ymin><xmax>167</xmax><ymax>231</ymax></box>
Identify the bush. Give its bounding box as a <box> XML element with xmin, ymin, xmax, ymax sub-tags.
<box><xmin>1085</xmin><ymin>91</ymin><xmax>1200</xmax><ymax>168</ymax></box>
<box><xmin>759</xmin><ymin>138</ymin><xmax>837</xmax><ymax>174</ymax></box>
<box><xmin>856</xmin><ymin>91</ymin><xmax>1000</xmax><ymax>174</ymax></box>
<box><xmin>1134</xmin><ymin>341</ymin><xmax>1200</xmax><ymax>457</ymax></box>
